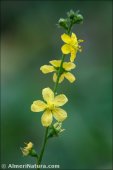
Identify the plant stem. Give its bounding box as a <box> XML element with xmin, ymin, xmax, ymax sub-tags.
<box><xmin>67</xmin><ymin>22</ymin><xmax>73</xmax><ymax>35</ymax></box>
<box><xmin>37</xmin><ymin>127</ymin><xmax>48</xmax><ymax>169</ymax></box>
<box><xmin>36</xmin><ymin>54</ymin><xmax>65</xmax><ymax>169</ymax></box>
<box><xmin>37</xmin><ymin>24</ymin><xmax>71</xmax><ymax>170</ymax></box>
<box><xmin>53</xmin><ymin>54</ymin><xmax>65</xmax><ymax>94</ymax></box>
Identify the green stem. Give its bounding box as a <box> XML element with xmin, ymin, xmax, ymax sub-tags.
<box><xmin>37</xmin><ymin>127</ymin><xmax>49</xmax><ymax>169</ymax></box>
<box><xmin>36</xmin><ymin>54</ymin><xmax>65</xmax><ymax>169</ymax></box>
<box><xmin>37</xmin><ymin>23</ymin><xmax>72</xmax><ymax>170</ymax></box>
<box><xmin>53</xmin><ymin>54</ymin><xmax>65</xmax><ymax>94</ymax></box>
<box><xmin>36</xmin><ymin>157</ymin><xmax>39</xmax><ymax>170</ymax></box>
<box><xmin>67</xmin><ymin>22</ymin><xmax>73</xmax><ymax>35</ymax></box>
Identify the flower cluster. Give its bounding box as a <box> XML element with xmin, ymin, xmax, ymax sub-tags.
<box><xmin>31</xmin><ymin>16</ymin><xmax>84</xmax><ymax>127</ymax></box>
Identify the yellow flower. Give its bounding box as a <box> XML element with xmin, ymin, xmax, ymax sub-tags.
<box><xmin>31</xmin><ymin>87</ymin><xmax>68</xmax><ymax>127</ymax></box>
<box><xmin>21</xmin><ymin>142</ymin><xmax>33</xmax><ymax>156</ymax></box>
<box><xmin>61</xmin><ymin>32</ymin><xmax>84</xmax><ymax>62</ymax></box>
<box><xmin>40</xmin><ymin>60</ymin><xmax>76</xmax><ymax>83</ymax></box>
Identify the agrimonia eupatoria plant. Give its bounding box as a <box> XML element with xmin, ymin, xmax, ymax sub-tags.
<box><xmin>21</xmin><ymin>10</ymin><xmax>84</xmax><ymax>169</ymax></box>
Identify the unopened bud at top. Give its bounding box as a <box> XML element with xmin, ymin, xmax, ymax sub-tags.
<box><xmin>67</xmin><ymin>9</ymin><xmax>83</xmax><ymax>24</ymax></box>
<box><xmin>73</xmin><ymin>14</ymin><xmax>83</xmax><ymax>24</ymax></box>
<box><xmin>58</xmin><ymin>18</ymin><xmax>68</xmax><ymax>30</ymax></box>
<box><xmin>67</xmin><ymin>10</ymin><xmax>75</xmax><ymax>20</ymax></box>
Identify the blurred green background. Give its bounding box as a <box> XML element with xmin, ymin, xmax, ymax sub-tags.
<box><xmin>1</xmin><ymin>1</ymin><xmax>112</xmax><ymax>169</ymax></box>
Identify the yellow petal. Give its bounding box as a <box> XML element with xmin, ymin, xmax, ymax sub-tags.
<box><xmin>53</xmin><ymin>108</ymin><xmax>67</xmax><ymax>122</ymax></box>
<box><xmin>40</xmin><ymin>65</ymin><xmax>55</xmax><ymax>73</ymax></box>
<box><xmin>63</xmin><ymin>62</ymin><xmax>76</xmax><ymax>71</ymax></box>
<box><xmin>53</xmin><ymin>73</ymin><xmax>57</xmax><ymax>82</ymax></box>
<box><xmin>71</xmin><ymin>33</ymin><xmax>77</xmax><ymax>44</ymax></box>
<box><xmin>54</xmin><ymin>94</ymin><xmax>68</xmax><ymax>107</ymax></box>
<box><xmin>42</xmin><ymin>87</ymin><xmax>54</xmax><ymax>103</ymax></box>
<box><xmin>49</xmin><ymin>60</ymin><xmax>61</xmax><ymax>67</ymax></box>
<box><xmin>41</xmin><ymin>110</ymin><xmax>53</xmax><ymax>127</ymax></box>
<box><xmin>59</xmin><ymin>74</ymin><xmax>65</xmax><ymax>83</ymax></box>
<box><xmin>64</xmin><ymin>72</ymin><xmax>76</xmax><ymax>83</ymax></box>
<box><xmin>31</xmin><ymin>100</ymin><xmax>47</xmax><ymax>112</ymax></box>
<box><xmin>21</xmin><ymin>148</ymin><xmax>29</xmax><ymax>156</ymax></box>
<box><xmin>26</xmin><ymin>142</ymin><xmax>33</xmax><ymax>150</ymax></box>
<box><xmin>70</xmin><ymin>48</ymin><xmax>77</xmax><ymax>62</ymax></box>
<box><xmin>61</xmin><ymin>44</ymin><xmax>71</xmax><ymax>54</ymax></box>
<box><xmin>53</xmin><ymin>73</ymin><xmax>64</xmax><ymax>83</ymax></box>
<box><xmin>61</xmin><ymin>33</ymin><xmax>71</xmax><ymax>43</ymax></box>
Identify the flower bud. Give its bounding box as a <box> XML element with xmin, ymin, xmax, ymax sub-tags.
<box><xmin>73</xmin><ymin>14</ymin><xmax>83</xmax><ymax>24</ymax></box>
<box><xmin>67</xmin><ymin>10</ymin><xmax>75</xmax><ymax>20</ymax></box>
<box><xmin>58</xmin><ymin>18</ymin><xmax>68</xmax><ymax>30</ymax></box>
<box><xmin>67</xmin><ymin>10</ymin><xmax>83</xmax><ymax>24</ymax></box>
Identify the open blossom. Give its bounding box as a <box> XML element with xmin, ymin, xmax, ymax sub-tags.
<box><xmin>61</xmin><ymin>32</ymin><xmax>84</xmax><ymax>62</ymax></box>
<box><xmin>31</xmin><ymin>87</ymin><xmax>68</xmax><ymax>127</ymax></box>
<box><xmin>40</xmin><ymin>60</ymin><xmax>76</xmax><ymax>83</ymax></box>
<box><xmin>21</xmin><ymin>142</ymin><xmax>33</xmax><ymax>156</ymax></box>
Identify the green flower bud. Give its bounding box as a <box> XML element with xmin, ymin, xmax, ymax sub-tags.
<box><xmin>67</xmin><ymin>10</ymin><xmax>75</xmax><ymax>20</ymax></box>
<box><xmin>67</xmin><ymin>9</ymin><xmax>83</xmax><ymax>24</ymax></box>
<box><xmin>73</xmin><ymin>14</ymin><xmax>83</xmax><ymax>24</ymax></box>
<box><xmin>58</xmin><ymin>18</ymin><xmax>68</xmax><ymax>30</ymax></box>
